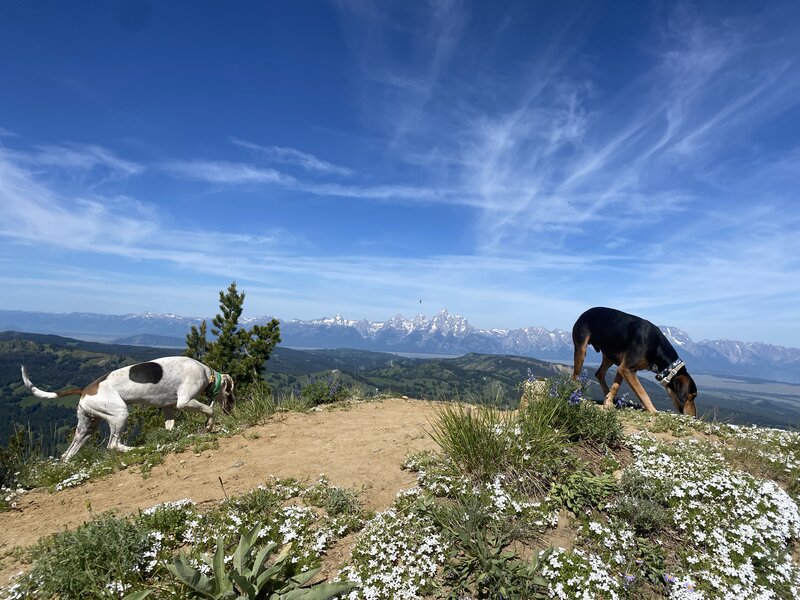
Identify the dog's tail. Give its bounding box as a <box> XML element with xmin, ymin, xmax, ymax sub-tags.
<box><xmin>21</xmin><ymin>365</ymin><xmax>83</xmax><ymax>399</ymax></box>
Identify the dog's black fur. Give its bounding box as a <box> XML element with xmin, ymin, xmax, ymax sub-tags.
<box><xmin>571</xmin><ymin>307</ymin><xmax>698</xmax><ymax>416</ymax></box>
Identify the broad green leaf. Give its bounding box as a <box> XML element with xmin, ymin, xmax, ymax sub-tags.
<box><xmin>289</xmin><ymin>567</ymin><xmax>320</xmax><ymax>587</ymax></box>
<box><xmin>276</xmin><ymin>581</ymin><xmax>356</xmax><ymax>600</ymax></box>
<box><xmin>213</xmin><ymin>536</ymin><xmax>234</xmax><ymax>595</ymax></box>
<box><xmin>122</xmin><ymin>591</ymin><xmax>154</xmax><ymax>600</ymax></box>
<box><xmin>253</xmin><ymin>541</ymin><xmax>278</xmax><ymax>576</ymax></box>
<box><xmin>230</xmin><ymin>571</ymin><xmax>257</xmax><ymax>597</ymax></box>
<box><xmin>167</xmin><ymin>558</ymin><xmax>216</xmax><ymax>596</ymax></box>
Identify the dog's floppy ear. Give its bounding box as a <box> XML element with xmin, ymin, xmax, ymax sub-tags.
<box><xmin>220</xmin><ymin>374</ymin><xmax>235</xmax><ymax>413</ymax></box>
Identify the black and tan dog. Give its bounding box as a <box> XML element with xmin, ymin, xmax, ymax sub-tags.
<box><xmin>571</xmin><ymin>307</ymin><xmax>697</xmax><ymax>416</ymax></box>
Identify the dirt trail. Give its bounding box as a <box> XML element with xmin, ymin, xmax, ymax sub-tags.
<box><xmin>0</xmin><ymin>398</ymin><xmax>441</xmax><ymax>584</ymax></box>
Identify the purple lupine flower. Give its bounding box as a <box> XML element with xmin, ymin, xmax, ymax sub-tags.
<box><xmin>568</xmin><ymin>390</ymin><xmax>582</xmax><ymax>405</ymax></box>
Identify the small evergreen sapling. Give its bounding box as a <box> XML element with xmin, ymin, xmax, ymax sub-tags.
<box><xmin>185</xmin><ymin>282</ymin><xmax>281</xmax><ymax>388</ymax></box>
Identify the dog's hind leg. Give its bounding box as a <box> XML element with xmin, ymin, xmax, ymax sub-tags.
<box><xmin>96</xmin><ymin>390</ymin><xmax>134</xmax><ymax>453</ymax></box>
<box><xmin>572</xmin><ymin>336</ymin><xmax>590</xmax><ymax>381</ymax></box>
<box><xmin>62</xmin><ymin>409</ymin><xmax>99</xmax><ymax>462</ymax></box>
<box><xmin>597</xmin><ymin>356</ymin><xmax>624</xmax><ymax>409</ymax></box>
<box><xmin>107</xmin><ymin>411</ymin><xmax>133</xmax><ymax>453</ymax></box>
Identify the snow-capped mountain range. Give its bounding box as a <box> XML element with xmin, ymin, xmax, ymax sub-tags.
<box><xmin>2</xmin><ymin>308</ymin><xmax>800</xmax><ymax>382</ymax></box>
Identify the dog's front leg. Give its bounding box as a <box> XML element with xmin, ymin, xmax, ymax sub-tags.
<box><xmin>619</xmin><ymin>368</ymin><xmax>657</xmax><ymax>413</ymax></box>
<box><xmin>163</xmin><ymin>405</ymin><xmax>176</xmax><ymax>430</ymax></box>
<box><xmin>176</xmin><ymin>395</ymin><xmax>215</xmax><ymax>431</ymax></box>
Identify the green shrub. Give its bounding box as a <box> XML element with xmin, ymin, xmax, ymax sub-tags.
<box><xmin>521</xmin><ymin>377</ymin><xmax>623</xmax><ymax>447</ymax></box>
<box><xmin>300</xmin><ymin>373</ymin><xmax>350</xmax><ymax>406</ymax></box>
<box><xmin>13</xmin><ymin>514</ymin><xmax>152</xmax><ymax>599</ymax></box>
<box><xmin>609</xmin><ymin>472</ymin><xmax>672</xmax><ymax>536</ymax></box>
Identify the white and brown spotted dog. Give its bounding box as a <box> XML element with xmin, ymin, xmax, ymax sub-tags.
<box><xmin>21</xmin><ymin>356</ymin><xmax>234</xmax><ymax>461</ymax></box>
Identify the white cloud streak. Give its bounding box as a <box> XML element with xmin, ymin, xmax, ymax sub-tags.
<box><xmin>230</xmin><ymin>138</ymin><xmax>354</xmax><ymax>176</ymax></box>
<box><xmin>22</xmin><ymin>143</ymin><xmax>144</xmax><ymax>178</ymax></box>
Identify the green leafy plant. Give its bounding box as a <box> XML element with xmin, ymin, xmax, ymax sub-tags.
<box><xmin>166</xmin><ymin>523</ymin><xmax>354</xmax><ymax>599</ymax></box>
<box><xmin>549</xmin><ymin>470</ymin><xmax>618</xmax><ymax>514</ymax></box>
<box><xmin>521</xmin><ymin>377</ymin><xmax>623</xmax><ymax>447</ymax></box>
<box><xmin>610</xmin><ymin>472</ymin><xmax>672</xmax><ymax>535</ymax></box>
<box><xmin>432</xmin><ymin>491</ymin><xmax>550</xmax><ymax>599</ymax></box>
<box><xmin>300</xmin><ymin>374</ymin><xmax>349</xmax><ymax>406</ymax></box>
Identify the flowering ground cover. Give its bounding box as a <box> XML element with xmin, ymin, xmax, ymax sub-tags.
<box><xmin>1</xmin><ymin>378</ymin><xmax>799</xmax><ymax>599</ymax></box>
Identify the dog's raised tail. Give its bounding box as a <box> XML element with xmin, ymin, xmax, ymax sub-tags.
<box><xmin>21</xmin><ymin>365</ymin><xmax>83</xmax><ymax>399</ymax></box>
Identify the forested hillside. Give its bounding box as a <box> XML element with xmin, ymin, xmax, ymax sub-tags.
<box><xmin>3</xmin><ymin>332</ymin><xmax>800</xmax><ymax>456</ymax></box>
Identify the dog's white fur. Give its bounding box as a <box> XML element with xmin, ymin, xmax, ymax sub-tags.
<box><xmin>21</xmin><ymin>356</ymin><xmax>234</xmax><ymax>462</ymax></box>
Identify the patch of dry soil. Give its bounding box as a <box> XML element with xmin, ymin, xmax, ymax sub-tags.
<box><xmin>0</xmin><ymin>398</ymin><xmax>441</xmax><ymax>585</ymax></box>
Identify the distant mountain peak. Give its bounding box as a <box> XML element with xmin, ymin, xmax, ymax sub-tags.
<box><xmin>2</xmin><ymin>308</ymin><xmax>800</xmax><ymax>382</ymax></box>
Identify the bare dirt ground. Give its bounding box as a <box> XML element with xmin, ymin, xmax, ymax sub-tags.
<box><xmin>0</xmin><ymin>398</ymin><xmax>442</xmax><ymax>585</ymax></box>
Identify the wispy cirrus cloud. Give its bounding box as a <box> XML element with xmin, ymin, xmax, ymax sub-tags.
<box><xmin>163</xmin><ymin>157</ymin><xmax>465</xmax><ymax>204</ymax></box>
<box><xmin>0</xmin><ymin>146</ymin><xmax>297</xmax><ymax>266</ymax></box>
<box><xmin>230</xmin><ymin>138</ymin><xmax>354</xmax><ymax>176</ymax></box>
<box><xmin>163</xmin><ymin>159</ymin><xmax>293</xmax><ymax>186</ymax></box>
<box><xmin>19</xmin><ymin>143</ymin><xmax>144</xmax><ymax>179</ymax></box>
<box><xmin>333</xmin><ymin>2</ymin><xmax>800</xmax><ymax>251</ymax></box>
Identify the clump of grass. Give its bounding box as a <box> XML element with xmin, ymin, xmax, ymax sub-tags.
<box><xmin>427</xmin><ymin>404</ymin><xmax>517</xmax><ymax>482</ymax></box>
<box><xmin>274</xmin><ymin>389</ymin><xmax>311</xmax><ymax>412</ymax></box>
<box><xmin>219</xmin><ymin>380</ymin><xmax>276</xmax><ymax>429</ymax></box>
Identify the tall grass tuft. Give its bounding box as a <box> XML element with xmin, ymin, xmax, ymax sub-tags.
<box><xmin>220</xmin><ymin>381</ymin><xmax>276</xmax><ymax>429</ymax></box>
<box><xmin>428</xmin><ymin>402</ymin><xmax>568</xmax><ymax>496</ymax></box>
<box><xmin>428</xmin><ymin>403</ymin><xmax>514</xmax><ymax>482</ymax></box>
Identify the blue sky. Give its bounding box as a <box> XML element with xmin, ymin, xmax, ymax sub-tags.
<box><xmin>2</xmin><ymin>1</ymin><xmax>800</xmax><ymax>346</ymax></box>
